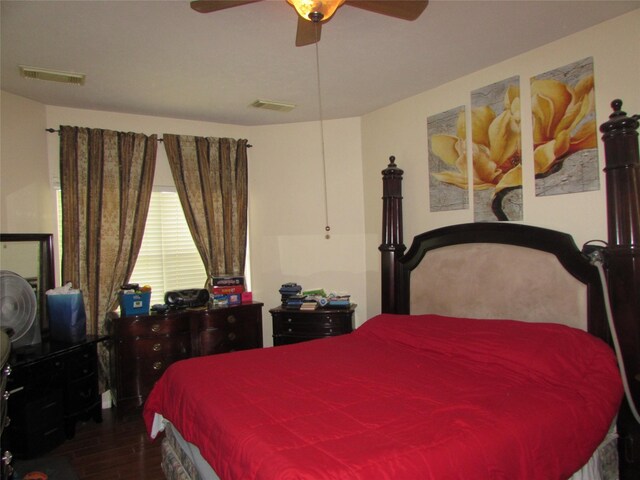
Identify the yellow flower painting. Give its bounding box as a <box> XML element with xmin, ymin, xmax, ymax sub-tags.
<box><xmin>429</xmin><ymin>76</ymin><xmax>522</xmax><ymax>221</ymax></box>
<box><xmin>530</xmin><ymin>57</ymin><xmax>599</xmax><ymax>196</ymax></box>
<box><xmin>428</xmin><ymin>106</ymin><xmax>469</xmax><ymax>212</ymax></box>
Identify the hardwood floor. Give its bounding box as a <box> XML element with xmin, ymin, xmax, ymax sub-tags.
<box><xmin>42</xmin><ymin>408</ymin><xmax>163</xmax><ymax>480</ymax></box>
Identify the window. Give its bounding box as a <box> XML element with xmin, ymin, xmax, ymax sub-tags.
<box><xmin>57</xmin><ymin>190</ymin><xmax>207</xmax><ymax>306</ymax></box>
<box><xmin>129</xmin><ymin>191</ymin><xmax>207</xmax><ymax>305</ymax></box>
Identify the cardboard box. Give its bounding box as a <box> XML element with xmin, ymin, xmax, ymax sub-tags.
<box><xmin>228</xmin><ymin>293</ymin><xmax>242</xmax><ymax>305</ymax></box>
<box><xmin>211</xmin><ymin>276</ymin><xmax>245</xmax><ymax>287</ymax></box>
<box><xmin>212</xmin><ymin>294</ymin><xmax>229</xmax><ymax>306</ymax></box>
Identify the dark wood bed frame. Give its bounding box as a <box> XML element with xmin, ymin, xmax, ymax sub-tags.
<box><xmin>379</xmin><ymin>99</ymin><xmax>640</xmax><ymax>478</ymax></box>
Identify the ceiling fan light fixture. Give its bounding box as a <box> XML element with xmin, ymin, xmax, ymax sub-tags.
<box><xmin>287</xmin><ymin>0</ymin><xmax>345</xmax><ymax>22</ymax></box>
<box><xmin>19</xmin><ymin>65</ymin><xmax>86</xmax><ymax>85</ymax></box>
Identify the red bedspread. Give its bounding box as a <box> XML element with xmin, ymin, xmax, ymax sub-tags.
<box><xmin>144</xmin><ymin>314</ymin><xmax>623</xmax><ymax>479</ymax></box>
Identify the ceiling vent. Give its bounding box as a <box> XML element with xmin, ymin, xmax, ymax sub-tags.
<box><xmin>250</xmin><ymin>99</ymin><xmax>296</xmax><ymax>112</ymax></box>
<box><xmin>19</xmin><ymin>65</ymin><xmax>86</xmax><ymax>85</ymax></box>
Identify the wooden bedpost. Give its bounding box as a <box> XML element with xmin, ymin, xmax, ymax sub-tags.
<box><xmin>600</xmin><ymin>99</ymin><xmax>640</xmax><ymax>477</ymax></box>
<box><xmin>379</xmin><ymin>156</ymin><xmax>406</xmax><ymax>313</ymax></box>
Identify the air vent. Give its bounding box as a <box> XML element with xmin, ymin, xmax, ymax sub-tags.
<box><xmin>19</xmin><ymin>65</ymin><xmax>86</xmax><ymax>85</ymax></box>
<box><xmin>250</xmin><ymin>99</ymin><xmax>296</xmax><ymax>112</ymax></box>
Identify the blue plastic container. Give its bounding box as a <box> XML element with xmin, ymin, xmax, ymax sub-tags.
<box><xmin>47</xmin><ymin>292</ymin><xmax>87</xmax><ymax>343</ymax></box>
<box><xmin>119</xmin><ymin>292</ymin><xmax>151</xmax><ymax>316</ymax></box>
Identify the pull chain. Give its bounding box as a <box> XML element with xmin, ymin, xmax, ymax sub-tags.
<box><xmin>313</xmin><ymin>21</ymin><xmax>331</xmax><ymax>240</ymax></box>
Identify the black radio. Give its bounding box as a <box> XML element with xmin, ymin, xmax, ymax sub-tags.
<box><xmin>164</xmin><ymin>288</ymin><xmax>210</xmax><ymax>309</ymax></box>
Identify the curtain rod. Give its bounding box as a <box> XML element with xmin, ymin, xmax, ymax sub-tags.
<box><xmin>45</xmin><ymin>128</ymin><xmax>252</xmax><ymax>147</ymax></box>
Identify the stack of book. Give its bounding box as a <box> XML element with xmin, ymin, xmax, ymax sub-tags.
<box><xmin>211</xmin><ymin>276</ymin><xmax>245</xmax><ymax>306</ymax></box>
<box><xmin>300</xmin><ymin>299</ymin><xmax>318</xmax><ymax>310</ymax></box>
<box><xmin>327</xmin><ymin>295</ymin><xmax>351</xmax><ymax>308</ymax></box>
<box><xmin>284</xmin><ymin>294</ymin><xmax>305</xmax><ymax>309</ymax></box>
<box><xmin>279</xmin><ymin>283</ymin><xmax>302</xmax><ymax>306</ymax></box>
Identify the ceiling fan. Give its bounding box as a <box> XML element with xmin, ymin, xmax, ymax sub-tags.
<box><xmin>190</xmin><ymin>0</ymin><xmax>429</xmax><ymax>46</ymax></box>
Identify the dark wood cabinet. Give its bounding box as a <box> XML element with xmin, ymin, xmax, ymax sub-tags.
<box><xmin>108</xmin><ymin>302</ymin><xmax>263</xmax><ymax>413</ymax></box>
<box><xmin>2</xmin><ymin>336</ymin><xmax>105</xmax><ymax>459</ymax></box>
<box><xmin>270</xmin><ymin>305</ymin><xmax>356</xmax><ymax>346</ymax></box>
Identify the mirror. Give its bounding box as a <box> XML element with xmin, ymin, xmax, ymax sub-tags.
<box><xmin>0</xmin><ymin>233</ymin><xmax>55</xmax><ymax>337</ymax></box>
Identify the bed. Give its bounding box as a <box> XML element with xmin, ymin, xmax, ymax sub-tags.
<box><xmin>144</xmin><ymin>99</ymin><xmax>640</xmax><ymax>479</ymax></box>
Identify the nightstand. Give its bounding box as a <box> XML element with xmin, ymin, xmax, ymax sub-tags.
<box><xmin>270</xmin><ymin>305</ymin><xmax>356</xmax><ymax>346</ymax></box>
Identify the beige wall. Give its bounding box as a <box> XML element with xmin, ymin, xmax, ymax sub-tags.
<box><xmin>0</xmin><ymin>91</ymin><xmax>55</xmax><ymax>233</ymax></box>
<box><xmin>248</xmin><ymin>117</ymin><xmax>366</xmax><ymax>341</ymax></box>
<box><xmin>361</xmin><ymin>10</ymin><xmax>640</xmax><ymax>317</ymax></box>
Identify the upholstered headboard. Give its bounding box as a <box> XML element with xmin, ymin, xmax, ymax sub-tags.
<box><xmin>394</xmin><ymin>223</ymin><xmax>606</xmax><ymax>338</ymax></box>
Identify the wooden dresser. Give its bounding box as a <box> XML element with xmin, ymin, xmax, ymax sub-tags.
<box><xmin>270</xmin><ymin>305</ymin><xmax>356</xmax><ymax>346</ymax></box>
<box><xmin>107</xmin><ymin>302</ymin><xmax>263</xmax><ymax>413</ymax></box>
<box><xmin>3</xmin><ymin>336</ymin><xmax>105</xmax><ymax>459</ymax></box>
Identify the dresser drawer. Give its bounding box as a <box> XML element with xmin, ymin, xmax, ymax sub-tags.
<box><xmin>276</xmin><ymin>313</ymin><xmax>350</xmax><ymax>332</ymax></box>
<box><xmin>120</xmin><ymin>353</ymin><xmax>188</xmax><ymax>401</ymax></box>
<box><xmin>120</xmin><ymin>333</ymin><xmax>191</xmax><ymax>359</ymax></box>
<box><xmin>10</xmin><ymin>357</ymin><xmax>66</xmax><ymax>394</ymax></box>
<box><xmin>114</xmin><ymin>315</ymin><xmax>191</xmax><ymax>337</ymax></box>
<box><xmin>195</xmin><ymin>325</ymin><xmax>258</xmax><ymax>354</ymax></box>
<box><xmin>66</xmin><ymin>346</ymin><xmax>96</xmax><ymax>379</ymax></box>
<box><xmin>276</xmin><ymin>320</ymin><xmax>347</xmax><ymax>336</ymax></box>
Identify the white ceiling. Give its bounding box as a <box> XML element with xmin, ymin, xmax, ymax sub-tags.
<box><xmin>2</xmin><ymin>0</ymin><xmax>638</xmax><ymax>126</ymax></box>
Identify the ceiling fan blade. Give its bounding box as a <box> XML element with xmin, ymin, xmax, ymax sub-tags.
<box><xmin>344</xmin><ymin>0</ymin><xmax>428</xmax><ymax>21</ymax></box>
<box><xmin>190</xmin><ymin>0</ymin><xmax>263</xmax><ymax>14</ymax></box>
<box><xmin>296</xmin><ymin>17</ymin><xmax>322</xmax><ymax>47</ymax></box>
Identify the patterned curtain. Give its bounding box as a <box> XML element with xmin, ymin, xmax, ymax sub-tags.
<box><xmin>59</xmin><ymin>126</ymin><xmax>157</xmax><ymax>383</ymax></box>
<box><xmin>163</xmin><ymin>135</ymin><xmax>248</xmax><ymax>284</ymax></box>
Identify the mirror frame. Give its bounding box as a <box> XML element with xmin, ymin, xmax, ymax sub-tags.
<box><xmin>0</xmin><ymin>233</ymin><xmax>55</xmax><ymax>337</ymax></box>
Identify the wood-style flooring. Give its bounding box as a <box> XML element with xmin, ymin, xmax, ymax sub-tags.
<box><xmin>40</xmin><ymin>408</ymin><xmax>163</xmax><ymax>480</ymax></box>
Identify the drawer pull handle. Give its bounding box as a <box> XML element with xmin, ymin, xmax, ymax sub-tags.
<box><xmin>227</xmin><ymin>315</ymin><xmax>237</xmax><ymax>324</ymax></box>
<box><xmin>153</xmin><ymin>361</ymin><xmax>163</xmax><ymax>370</ymax></box>
<box><xmin>228</xmin><ymin>332</ymin><xmax>237</xmax><ymax>341</ymax></box>
<box><xmin>152</xmin><ymin>343</ymin><xmax>161</xmax><ymax>352</ymax></box>
<box><xmin>287</xmin><ymin>318</ymin><xmax>292</xmax><ymax>323</ymax></box>
<box><xmin>151</xmin><ymin>324</ymin><xmax>161</xmax><ymax>333</ymax></box>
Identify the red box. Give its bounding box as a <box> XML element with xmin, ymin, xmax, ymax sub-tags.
<box><xmin>241</xmin><ymin>291</ymin><xmax>253</xmax><ymax>303</ymax></box>
<box><xmin>212</xmin><ymin>285</ymin><xmax>244</xmax><ymax>295</ymax></box>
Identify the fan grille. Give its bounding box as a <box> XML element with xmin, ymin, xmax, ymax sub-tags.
<box><xmin>0</xmin><ymin>270</ymin><xmax>37</xmax><ymax>343</ymax></box>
